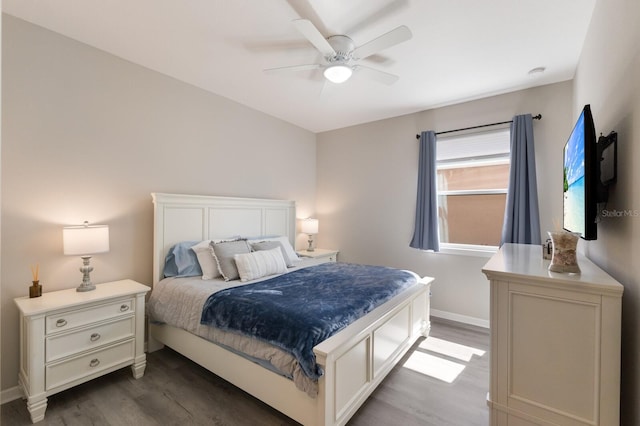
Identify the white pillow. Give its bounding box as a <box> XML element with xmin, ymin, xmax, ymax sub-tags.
<box><xmin>249</xmin><ymin>236</ymin><xmax>300</xmax><ymax>264</ymax></box>
<box><xmin>234</xmin><ymin>247</ymin><xmax>287</xmax><ymax>282</ymax></box>
<box><xmin>191</xmin><ymin>240</ymin><xmax>221</xmax><ymax>280</ymax></box>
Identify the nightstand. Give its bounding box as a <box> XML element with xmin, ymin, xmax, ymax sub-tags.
<box><xmin>14</xmin><ymin>279</ymin><xmax>150</xmax><ymax>423</ymax></box>
<box><xmin>297</xmin><ymin>248</ymin><xmax>339</xmax><ymax>265</ymax></box>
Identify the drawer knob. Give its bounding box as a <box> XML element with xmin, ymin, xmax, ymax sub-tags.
<box><xmin>56</xmin><ymin>319</ymin><xmax>67</xmax><ymax>327</ymax></box>
<box><xmin>89</xmin><ymin>358</ymin><xmax>100</xmax><ymax>368</ymax></box>
<box><xmin>90</xmin><ymin>333</ymin><xmax>101</xmax><ymax>342</ymax></box>
<box><xmin>120</xmin><ymin>304</ymin><xmax>130</xmax><ymax>312</ymax></box>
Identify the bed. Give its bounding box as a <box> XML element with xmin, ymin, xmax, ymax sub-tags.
<box><xmin>147</xmin><ymin>193</ymin><xmax>433</xmax><ymax>426</ymax></box>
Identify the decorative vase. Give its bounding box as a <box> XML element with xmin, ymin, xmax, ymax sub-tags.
<box><xmin>548</xmin><ymin>231</ymin><xmax>581</xmax><ymax>273</ymax></box>
<box><xmin>29</xmin><ymin>280</ymin><xmax>42</xmax><ymax>298</ymax></box>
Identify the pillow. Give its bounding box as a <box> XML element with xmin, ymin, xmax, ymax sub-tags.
<box><xmin>248</xmin><ymin>236</ymin><xmax>300</xmax><ymax>264</ymax></box>
<box><xmin>234</xmin><ymin>247</ymin><xmax>287</xmax><ymax>282</ymax></box>
<box><xmin>210</xmin><ymin>239</ymin><xmax>252</xmax><ymax>281</ymax></box>
<box><xmin>191</xmin><ymin>240</ymin><xmax>221</xmax><ymax>280</ymax></box>
<box><xmin>163</xmin><ymin>241</ymin><xmax>202</xmax><ymax>278</ymax></box>
<box><xmin>250</xmin><ymin>240</ymin><xmax>297</xmax><ymax>267</ymax></box>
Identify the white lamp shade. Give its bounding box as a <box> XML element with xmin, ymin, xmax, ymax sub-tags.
<box><xmin>63</xmin><ymin>224</ymin><xmax>110</xmax><ymax>255</ymax></box>
<box><xmin>323</xmin><ymin>65</ymin><xmax>353</xmax><ymax>84</ymax></box>
<box><xmin>301</xmin><ymin>218</ymin><xmax>319</xmax><ymax>235</ymax></box>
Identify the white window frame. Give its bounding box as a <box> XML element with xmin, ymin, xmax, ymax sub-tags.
<box><xmin>436</xmin><ymin>129</ymin><xmax>511</xmax><ymax>257</ymax></box>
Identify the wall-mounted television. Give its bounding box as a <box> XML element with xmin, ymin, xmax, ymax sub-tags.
<box><xmin>562</xmin><ymin>105</ymin><xmax>617</xmax><ymax>240</ymax></box>
<box><xmin>563</xmin><ymin>105</ymin><xmax>598</xmax><ymax>240</ymax></box>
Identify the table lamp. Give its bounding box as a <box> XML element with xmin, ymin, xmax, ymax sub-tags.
<box><xmin>301</xmin><ymin>218</ymin><xmax>319</xmax><ymax>252</ymax></box>
<box><xmin>63</xmin><ymin>221</ymin><xmax>110</xmax><ymax>292</ymax></box>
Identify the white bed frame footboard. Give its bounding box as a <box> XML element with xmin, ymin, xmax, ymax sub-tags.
<box><xmin>149</xmin><ymin>193</ymin><xmax>432</xmax><ymax>426</ymax></box>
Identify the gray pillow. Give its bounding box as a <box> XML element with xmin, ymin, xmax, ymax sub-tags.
<box><xmin>251</xmin><ymin>240</ymin><xmax>296</xmax><ymax>267</ymax></box>
<box><xmin>210</xmin><ymin>239</ymin><xmax>251</xmax><ymax>281</ymax></box>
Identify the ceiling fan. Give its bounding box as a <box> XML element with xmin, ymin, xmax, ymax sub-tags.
<box><xmin>265</xmin><ymin>19</ymin><xmax>412</xmax><ymax>85</ymax></box>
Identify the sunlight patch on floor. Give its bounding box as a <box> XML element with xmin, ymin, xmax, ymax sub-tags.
<box><xmin>418</xmin><ymin>336</ymin><xmax>486</xmax><ymax>362</ymax></box>
<box><xmin>403</xmin><ymin>351</ymin><xmax>466</xmax><ymax>383</ymax></box>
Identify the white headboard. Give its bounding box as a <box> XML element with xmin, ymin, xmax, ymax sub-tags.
<box><xmin>152</xmin><ymin>193</ymin><xmax>297</xmax><ymax>285</ymax></box>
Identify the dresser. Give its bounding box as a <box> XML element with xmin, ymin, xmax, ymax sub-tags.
<box><xmin>482</xmin><ymin>244</ymin><xmax>623</xmax><ymax>426</ymax></box>
<box><xmin>14</xmin><ymin>279</ymin><xmax>150</xmax><ymax>423</ymax></box>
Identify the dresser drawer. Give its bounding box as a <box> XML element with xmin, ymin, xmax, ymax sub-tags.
<box><xmin>46</xmin><ymin>339</ymin><xmax>135</xmax><ymax>391</ymax></box>
<box><xmin>46</xmin><ymin>316</ymin><xmax>135</xmax><ymax>362</ymax></box>
<box><xmin>46</xmin><ymin>298</ymin><xmax>134</xmax><ymax>334</ymax></box>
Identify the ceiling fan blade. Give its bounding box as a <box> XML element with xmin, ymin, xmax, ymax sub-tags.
<box><xmin>263</xmin><ymin>64</ymin><xmax>322</xmax><ymax>74</ymax></box>
<box><xmin>353</xmin><ymin>25</ymin><xmax>412</xmax><ymax>60</ymax></box>
<box><xmin>292</xmin><ymin>19</ymin><xmax>336</xmax><ymax>57</ymax></box>
<box><xmin>285</xmin><ymin>0</ymin><xmax>329</xmax><ymax>35</ymax></box>
<box><xmin>353</xmin><ymin>65</ymin><xmax>399</xmax><ymax>85</ymax></box>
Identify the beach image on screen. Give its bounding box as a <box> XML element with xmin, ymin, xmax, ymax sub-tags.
<box><xmin>563</xmin><ymin>113</ymin><xmax>586</xmax><ymax>236</ymax></box>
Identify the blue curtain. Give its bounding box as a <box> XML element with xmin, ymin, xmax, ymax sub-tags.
<box><xmin>410</xmin><ymin>131</ymin><xmax>439</xmax><ymax>251</ymax></box>
<box><xmin>501</xmin><ymin>114</ymin><xmax>541</xmax><ymax>245</ymax></box>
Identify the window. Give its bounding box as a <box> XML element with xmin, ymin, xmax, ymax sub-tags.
<box><xmin>437</xmin><ymin>129</ymin><xmax>510</xmax><ymax>250</ymax></box>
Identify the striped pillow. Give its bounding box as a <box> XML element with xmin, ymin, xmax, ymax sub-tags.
<box><xmin>234</xmin><ymin>247</ymin><xmax>287</xmax><ymax>282</ymax></box>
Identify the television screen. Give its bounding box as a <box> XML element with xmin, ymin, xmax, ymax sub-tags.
<box><xmin>563</xmin><ymin>105</ymin><xmax>597</xmax><ymax>240</ymax></box>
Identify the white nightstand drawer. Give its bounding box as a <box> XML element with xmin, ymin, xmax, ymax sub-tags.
<box><xmin>46</xmin><ymin>339</ymin><xmax>135</xmax><ymax>391</ymax></box>
<box><xmin>303</xmin><ymin>256</ymin><xmax>337</xmax><ymax>266</ymax></box>
<box><xmin>46</xmin><ymin>316</ymin><xmax>135</xmax><ymax>362</ymax></box>
<box><xmin>296</xmin><ymin>249</ymin><xmax>339</xmax><ymax>265</ymax></box>
<box><xmin>46</xmin><ymin>298</ymin><xmax>134</xmax><ymax>334</ymax></box>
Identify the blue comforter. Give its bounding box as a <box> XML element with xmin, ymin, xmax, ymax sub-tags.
<box><xmin>200</xmin><ymin>262</ymin><xmax>418</xmax><ymax>380</ymax></box>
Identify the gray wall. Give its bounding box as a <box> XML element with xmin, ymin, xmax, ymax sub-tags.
<box><xmin>1</xmin><ymin>15</ymin><xmax>316</xmax><ymax>391</ymax></box>
<box><xmin>573</xmin><ymin>0</ymin><xmax>640</xmax><ymax>423</ymax></box>
<box><xmin>316</xmin><ymin>81</ymin><xmax>573</xmax><ymax>326</ymax></box>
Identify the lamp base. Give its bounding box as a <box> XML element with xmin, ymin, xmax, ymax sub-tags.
<box><xmin>76</xmin><ymin>256</ymin><xmax>97</xmax><ymax>292</ymax></box>
<box><xmin>76</xmin><ymin>283</ymin><xmax>96</xmax><ymax>292</ymax></box>
<box><xmin>307</xmin><ymin>235</ymin><xmax>315</xmax><ymax>252</ymax></box>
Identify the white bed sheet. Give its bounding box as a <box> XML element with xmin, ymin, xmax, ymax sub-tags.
<box><xmin>147</xmin><ymin>262</ymin><xmax>320</xmax><ymax>396</ymax></box>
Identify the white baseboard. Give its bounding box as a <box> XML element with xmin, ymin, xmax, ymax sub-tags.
<box><xmin>431</xmin><ymin>309</ymin><xmax>489</xmax><ymax>329</ymax></box>
<box><xmin>1</xmin><ymin>385</ymin><xmax>24</xmax><ymax>404</ymax></box>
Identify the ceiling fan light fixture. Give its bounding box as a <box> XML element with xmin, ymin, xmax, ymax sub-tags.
<box><xmin>324</xmin><ymin>64</ymin><xmax>353</xmax><ymax>84</ymax></box>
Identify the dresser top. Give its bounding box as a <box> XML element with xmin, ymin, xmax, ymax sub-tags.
<box><xmin>482</xmin><ymin>243</ymin><xmax>623</xmax><ymax>295</ymax></box>
<box><xmin>14</xmin><ymin>279</ymin><xmax>150</xmax><ymax>315</ymax></box>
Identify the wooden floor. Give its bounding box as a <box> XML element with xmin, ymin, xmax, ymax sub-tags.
<box><xmin>1</xmin><ymin>318</ymin><xmax>489</xmax><ymax>425</ymax></box>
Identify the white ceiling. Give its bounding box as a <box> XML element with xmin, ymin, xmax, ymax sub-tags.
<box><xmin>3</xmin><ymin>0</ymin><xmax>596</xmax><ymax>133</ymax></box>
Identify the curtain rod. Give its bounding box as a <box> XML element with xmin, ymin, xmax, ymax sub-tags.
<box><xmin>415</xmin><ymin>114</ymin><xmax>542</xmax><ymax>139</ymax></box>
